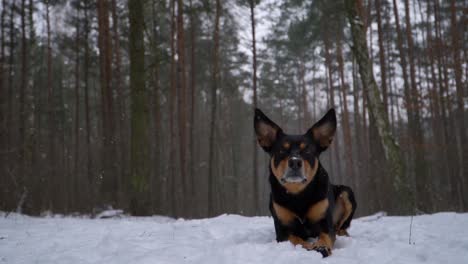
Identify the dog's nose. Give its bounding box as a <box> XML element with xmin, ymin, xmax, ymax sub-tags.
<box><xmin>288</xmin><ymin>157</ymin><xmax>302</xmax><ymax>170</ymax></box>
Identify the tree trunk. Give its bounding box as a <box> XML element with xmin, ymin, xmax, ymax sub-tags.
<box><xmin>336</xmin><ymin>34</ymin><xmax>355</xmax><ymax>186</ymax></box>
<box><xmin>111</xmin><ymin>0</ymin><xmax>125</xmax><ymax>206</ymax></box>
<box><xmin>0</xmin><ymin>0</ymin><xmax>6</xmax><ymax>209</ymax></box>
<box><xmin>375</xmin><ymin>0</ymin><xmax>388</xmax><ymax>114</ymax></box>
<box><xmin>345</xmin><ymin>0</ymin><xmax>414</xmax><ymax>215</ymax></box>
<box><xmin>97</xmin><ymin>0</ymin><xmax>116</xmax><ymax>205</ymax></box>
<box><xmin>73</xmin><ymin>3</ymin><xmax>81</xmax><ymax>210</ymax></box>
<box><xmin>5</xmin><ymin>0</ymin><xmax>16</xmax><ymax>210</ymax></box>
<box><xmin>176</xmin><ymin>0</ymin><xmax>188</xmax><ymax>215</ymax></box>
<box><xmin>250</xmin><ymin>0</ymin><xmax>259</xmax><ymax>215</ymax></box>
<box><xmin>450</xmin><ymin>0</ymin><xmax>467</xmax><ymax>209</ymax></box>
<box><xmin>188</xmin><ymin>0</ymin><xmax>197</xmax><ymax>215</ymax></box>
<box><xmin>403</xmin><ymin>0</ymin><xmax>429</xmax><ymax>213</ymax></box>
<box><xmin>208</xmin><ymin>0</ymin><xmax>221</xmax><ymax>216</ymax></box>
<box><xmin>46</xmin><ymin>0</ymin><xmax>55</xmax><ymax>211</ymax></box>
<box><xmin>391</xmin><ymin>0</ymin><xmax>413</xmax><ymax>134</ymax></box>
<box><xmin>169</xmin><ymin>0</ymin><xmax>177</xmax><ymax>216</ymax></box>
<box><xmin>323</xmin><ymin>31</ymin><xmax>342</xmax><ymax>181</ymax></box>
<box><xmin>83</xmin><ymin>0</ymin><xmax>93</xmax><ymax>209</ymax></box>
<box><xmin>150</xmin><ymin>0</ymin><xmax>162</xmax><ymax>215</ymax></box>
<box><xmin>128</xmin><ymin>0</ymin><xmax>150</xmax><ymax>215</ymax></box>
<box><xmin>19</xmin><ymin>0</ymin><xmax>28</xmax><ymax>212</ymax></box>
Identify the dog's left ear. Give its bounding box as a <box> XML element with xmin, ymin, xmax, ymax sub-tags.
<box><xmin>307</xmin><ymin>109</ymin><xmax>337</xmax><ymax>152</ymax></box>
<box><xmin>254</xmin><ymin>108</ymin><xmax>283</xmax><ymax>153</ymax></box>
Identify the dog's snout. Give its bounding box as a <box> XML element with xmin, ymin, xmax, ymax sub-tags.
<box><xmin>288</xmin><ymin>157</ymin><xmax>302</xmax><ymax>169</ymax></box>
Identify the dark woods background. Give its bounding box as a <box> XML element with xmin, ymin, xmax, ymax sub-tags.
<box><xmin>0</xmin><ymin>0</ymin><xmax>467</xmax><ymax>218</ymax></box>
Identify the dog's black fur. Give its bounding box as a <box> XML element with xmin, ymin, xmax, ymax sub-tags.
<box><xmin>254</xmin><ymin>108</ymin><xmax>357</xmax><ymax>257</ymax></box>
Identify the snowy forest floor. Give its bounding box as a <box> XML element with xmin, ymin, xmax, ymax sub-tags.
<box><xmin>1</xmin><ymin>212</ymin><xmax>468</xmax><ymax>264</ymax></box>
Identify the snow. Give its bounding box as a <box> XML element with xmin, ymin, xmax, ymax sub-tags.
<box><xmin>1</xmin><ymin>212</ymin><xmax>468</xmax><ymax>264</ymax></box>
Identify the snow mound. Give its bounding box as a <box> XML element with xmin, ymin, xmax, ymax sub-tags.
<box><xmin>1</xmin><ymin>212</ymin><xmax>468</xmax><ymax>263</ymax></box>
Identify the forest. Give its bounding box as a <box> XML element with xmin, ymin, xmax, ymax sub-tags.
<box><xmin>0</xmin><ymin>0</ymin><xmax>466</xmax><ymax>218</ymax></box>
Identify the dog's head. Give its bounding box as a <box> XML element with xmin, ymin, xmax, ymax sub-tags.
<box><xmin>254</xmin><ymin>109</ymin><xmax>336</xmax><ymax>193</ymax></box>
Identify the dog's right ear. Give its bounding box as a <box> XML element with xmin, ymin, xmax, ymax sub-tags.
<box><xmin>254</xmin><ymin>108</ymin><xmax>282</xmax><ymax>153</ymax></box>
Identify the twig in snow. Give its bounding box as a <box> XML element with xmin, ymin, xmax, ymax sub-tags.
<box><xmin>409</xmin><ymin>215</ymin><xmax>415</xmax><ymax>245</ymax></box>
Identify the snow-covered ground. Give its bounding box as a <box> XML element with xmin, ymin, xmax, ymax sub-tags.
<box><xmin>1</xmin><ymin>212</ymin><xmax>468</xmax><ymax>264</ymax></box>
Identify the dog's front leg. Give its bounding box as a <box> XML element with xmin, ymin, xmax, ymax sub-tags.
<box><xmin>309</xmin><ymin>213</ymin><xmax>335</xmax><ymax>257</ymax></box>
<box><xmin>272</xmin><ymin>202</ymin><xmax>314</xmax><ymax>250</ymax></box>
<box><xmin>274</xmin><ymin>219</ymin><xmax>315</xmax><ymax>250</ymax></box>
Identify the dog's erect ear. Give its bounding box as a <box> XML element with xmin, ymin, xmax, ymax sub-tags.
<box><xmin>307</xmin><ymin>109</ymin><xmax>336</xmax><ymax>152</ymax></box>
<box><xmin>254</xmin><ymin>108</ymin><xmax>283</xmax><ymax>153</ymax></box>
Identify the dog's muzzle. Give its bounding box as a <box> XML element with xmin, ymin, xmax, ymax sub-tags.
<box><xmin>280</xmin><ymin>156</ymin><xmax>307</xmax><ymax>184</ymax></box>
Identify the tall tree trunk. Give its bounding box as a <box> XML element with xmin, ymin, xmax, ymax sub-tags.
<box><xmin>391</xmin><ymin>0</ymin><xmax>413</xmax><ymax>132</ymax></box>
<box><xmin>336</xmin><ymin>34</ymin><xmax>355</xmax><ymax>186</ymax></box>
<box><xmin>111</xmin><ymin>0</ymin><xmax>125</xmax><ymax>206</ymax></box>
<box><xmin>450</xmin><ymin>0</ymin><xmax>467</xmax><ymax>209</ymax></box>
<box><xmin>323</xmin><ymin>31</ymin><xmax>342</xmax><ymax>181</ymax></box>
<box><xmin>18</xmin><ymin>0</ymin><xmax>28</xmax><ymax>212</ymax></box>
<box><xmin>83</xmin><ymin>0</ymin><xmax>93</xmax><ymax>209</ymax></box>
<box><xmin>45</xmin><ymin>0</ymin><xmax>55</xmax><ymax>210</ymax></box>
<box><xmin>375</xmin><ymin>0</ymin><xmax>388</xmax><ymax>114</ymax></box>
<box><xmin>150</xmin><ymin>0</ymin><xmax>162</xmax><ymax>214</ymax></box>
<box><xmin>128</xmin><ymin>0</ymin><xmax>150</xmax><ymax>215</ymax></box>
<box><xmin>188</xmin><ymin>0</ymin><xmax>197</xmax><ymax>215</ymax></box>
<box><xmin>208</xmin><ymin>0</ymin><xmax>221</xmax><ymax>216</ymax></box>
<box><xmin>73</xmin><ymin>3</ymin><xmax>81</xmax><ymax>210</ymax></box>
<box><xmin>169</xmin><ymin>0</ymin><xmax>177</xmax><ymax>216</ymax></box>
<box><xmin>403</xmin><ymin>0</ymin><xmax>429</xmax><ymax>213</ymax></box>
<box><xmin>345</xmin><ymin>0</ymin><xmax>414</xmax><ymax>215</ymax></box>
<box><xmin>5</xmin><ymin>0</ymin><xmax>16</xmax><ymax>210</ymax></box>
<box><xmin>97</xmin><ymin>0</ymin><xmax>116</xmax><ymax>205</ymax></box>
<box><xmin>351</xmin><ymin>58</ymin><xmax>364</xmax><ymax>211</ymax></box>
<box><xmin>176</xmin><ymin>0</ymin><xmax>188</xmax><ymax>215</ymax></box>
<box><xmin>249</xmin><ymin>0</ymin><xmax>259</xmax><ymax>215</ymax></box>
<box><xmin>0</xmin><ymin>0</ymin><xmax>6</xmax><ymax>209</ymax></box>
<box><xmin>27</xmin><ymin>0</ymin><xmax>39</xmax><ymax>213</ymax></box>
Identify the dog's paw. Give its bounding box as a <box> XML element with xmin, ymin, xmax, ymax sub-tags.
<box><xmin>336</xmin><ymin>229</ymin><xmax>350</xmax><ymax>237</ymax></box>
<box><xmin>312</xmin><ymin>245</ymin><xmax>331</xmax><ymax>257</ymax></box>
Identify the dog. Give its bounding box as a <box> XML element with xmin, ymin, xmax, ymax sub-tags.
<box><xmin>254</xmin><ymin>108</ymin><xmax>357</xmax><ymax>257</ymax></box>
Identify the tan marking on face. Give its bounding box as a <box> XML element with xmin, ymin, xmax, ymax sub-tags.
<box><xmin>333</xmin><ymin>191</ymin><xmax>353</xmax><ymax>231</ymax></box>
<box><xmin>306</xmin><ymin>198</ymin><xmax>329</xmax><ymax>223</ymax></box>
<box><xmin>272</xmin><ymin>202</ymin><xmax>297</xmax><ymax>225</ymax></box>
<box><xmin>299</xmin><ymin>142</ymin><xmax>306</xmax><ymax>150</ymax></box>
<box><xmin>283</xmin><ymin>142</ymin><xmax>290</xmax><ymax>149</ymax></box>
<box><xmin>288</xmin><ymin>235</ymin><xmax>315</xmax><ymax>250</ymax></box>
<box><xmin>274</xmin><ymin>158</ymin><xmax>319</xmax><ymax>194</ymax></box>
<box><xmin>270</xmin><ymin>158</ymin><xmax>288</xmax><ymax>182</ymax></box>
<box><xmin>304</xmin><ymin>158</ymin><xmax>318</xmax><ymax>182</ymax></box>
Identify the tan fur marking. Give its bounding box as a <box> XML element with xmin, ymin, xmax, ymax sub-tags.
<box><xmin>333</xmin><ymin>191</ymin><xmax>353</xmax><ymax>231</ymax></box>
<box><xmin>288</xmin><ymin>235</ymin><xmax>315</xmax><ymax>250</ymax></box>
<box><xmin>304</xmin><ymin>158</ymin><xmax>318</xmax><ymax>182</ymax></box>
<box><xmin>306</xmin><ymin>198</ymin><xmax>329</xmax><ymax>223</ymax></box>
<box><xmin>310</xmin><ymin>233</ymin><xmax>333</xmax><ymax>255</ymax></box>
<box><xmin>270</xmin><ymin>158</ymin><xmax>288</xmax><ymax>182</ymax></box>
<box><xmin>332</xmin><ymin>200</ymin><xmax>344</xmax><ymax>226</ymax></box>
<box><xmin>272</xmin><ymin>202</ymin><xmax>297</xmax><ymax>225</ymax></box>
<box><xmin>336</xmin><ymin>229</ymin><xmax>350</xmax><ymax>236</ymax></box>
<box><xmin>283</xmin><ymin>142</ymin><xmax>290</xmax><ymax>149</ymax></box>
<box><xmin>299</xmin><ymin>142</ymin><xmax>306</xmax><ymax>150</ymax></box>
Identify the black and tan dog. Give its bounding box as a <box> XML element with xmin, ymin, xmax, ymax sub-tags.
<box><xmin>254</xmin><ymin>108</ymin><xmax>356</xmax><ymax>257</ymax></box>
